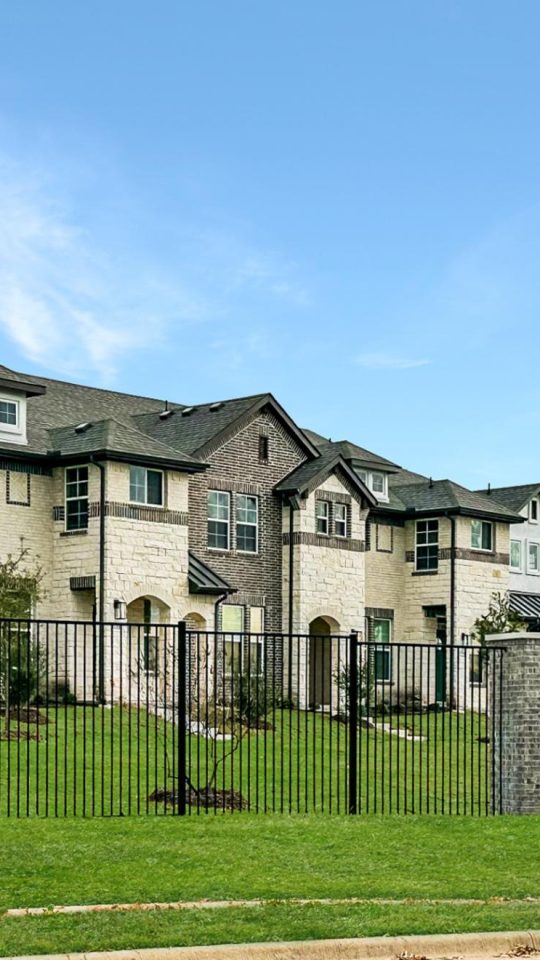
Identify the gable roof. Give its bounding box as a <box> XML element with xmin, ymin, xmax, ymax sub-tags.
<box><xmin>303</xmin><ymin>428</ymin><xmax>399</xmax><ymax>472</ymax></box>
<box><xmin>475</xmin><ymin>484</ymin><xmax>540</xmax><ymax>515</ymax></box>
<box><xmin>0</xmin><ymin>365</ymin><xmax>46</xmax><ymax>397</ymax></box>
<box><xmin>134</xmin><ymin>394</ymin><xmax>319</xmax><ymax>459</ymax></box>
<box><xmin>275</xmin><ymin>445</ymin><xmax>377</xmax><ymax>506</ymax></box>
<box><xmin>383</xmin><ymin>478</ymin><xmax>524</xmax><ymax>522</ymax></box>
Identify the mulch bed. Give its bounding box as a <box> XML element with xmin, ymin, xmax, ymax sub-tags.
<box><xmin>148</xmin><ymin>786</ymin><xmax>248</xmax><ymax>811</ymax></box>
<box><xmin>7</xmin><ymin>708</ymin><xmax>53</xmax><ymax>725</ymax></box>
<box><xmin>0</xmin><ymin>728</ymin><xmax>43</xmax><ymax>741</ymax></box>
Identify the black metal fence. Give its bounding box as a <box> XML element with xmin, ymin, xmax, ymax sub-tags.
<box><xmin>0</xmin><ymin>619</ymin><xmax>504</xmax><ymax>817</ymax></box>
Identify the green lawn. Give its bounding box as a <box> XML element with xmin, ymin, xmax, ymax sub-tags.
<box><xmin>0</xmin><ymin>704</ymin><xmax>493</xmax><ymax>817</ymax></box>
<box><xmin>1</xmin><ymin>817</ymin><xmax>540</xmax><ymax>957</ymax></box>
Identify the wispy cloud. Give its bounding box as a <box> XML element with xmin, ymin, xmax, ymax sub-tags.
<box><xmin>354</xmin><ymin>352</ymin><xmax>430</xmax><ymax>370</ymax></box>
<box><xmin>0</xmin><ymin>156</ymin><xmax>309</xmax><ymax>382</ymax></box>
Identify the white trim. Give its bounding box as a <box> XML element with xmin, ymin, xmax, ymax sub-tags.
<box><xmin>470</xmin><ymin>519</ymin><xmax>493</xmax><ymax>552</ymax></box>
<box><xmin>316</xmin><ymin>499</ymin><xmax>330</xmax><ymax>536</ymax></box>
<box><xmin>0</xmin><ymin>393</ymin><xmax>27</xmax><ymax>445</ymax></box>
<box><xmin>527</xmin><ymin>540</ymin><xmax>540</xmax><ymax>575</ymax></box>
<box><xmin>128</xmin><ymin>465</ymin><xmax>164</xmax><ymax>507</ymax></box>
<box><xmin>415</xmin><ymin>517</ymin><xmax>439</xmax><ymax>571</ymax></box>
<box><xmin>208</xmin><ymin>489</ymin><xmax>231</xmax><ymax>551</ymax></box>
<box><xmin>510</xmin><ymin>539</ymin><xmax>522</xmax><ymax>572</ymax></box>
<box><xmin>64</xmin><ymin>464</ymin><xmax>89</xmax><ymax>532</ymax></box>
<box><xmin>334</xmin><ymin>502</ymin><xmax>347</xmax><ymax>538</ymax></box>
<box><xmin>235</xmin><ymin>493</ymin><xmax>259</xmax><ymax>554</ymax></box>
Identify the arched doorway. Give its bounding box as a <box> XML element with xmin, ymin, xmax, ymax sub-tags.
<box><xmin>309</xmin><ymin>616</ymin><xmax>339</xmax><ymax>708</ymax></box>
<box><xmin>126</xmin><ymin>595</ymin><xmax>170</xmax><ymax>673</ymax></box>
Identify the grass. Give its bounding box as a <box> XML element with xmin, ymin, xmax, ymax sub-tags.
<box><xmin>1</xmin><ymin>816</ymin><xmax>540</xmax><ymax>956</ymax></box>
<box><xmin>0</xmin><ymin>704</ymin><xmax>492</xmax><ymax>817</ymax></box>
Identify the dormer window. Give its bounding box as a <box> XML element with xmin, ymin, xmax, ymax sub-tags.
<box><xmin>0</xmin><ymin>393</ymin><xmax>27</xmax><ymax>445</ymax></box>
<box><xmin>530</xmin><ymin>499</ymin><xmax>538</xmax><ymax>523</ymax></box>
<box><xmin>357</xmin><ymin>469</ymin><xmax>388</xmax><ymax>501</ymax></box>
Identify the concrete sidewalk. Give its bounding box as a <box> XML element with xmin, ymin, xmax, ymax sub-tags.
<box><xmin>4</xmin><ymin>927</ymin><xmax>540</xmax><ymax>960</ymax></box>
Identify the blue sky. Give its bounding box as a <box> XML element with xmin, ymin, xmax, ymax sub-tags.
<box><xmin>0</xmin><ymin>1</ymin><xmax>539</xmax><ymax>487</ymax></box>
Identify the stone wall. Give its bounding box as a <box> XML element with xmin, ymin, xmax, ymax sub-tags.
<box><xmin>485</xmin><ymin>632</ymin><xmax>540</xmax><ymax>814</ymax></box>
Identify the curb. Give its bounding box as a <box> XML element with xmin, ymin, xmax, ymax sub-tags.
<box><xmin>3</xmin><ymin>928</ymin><xmax>540</xmax><ymax>960</ymax></box>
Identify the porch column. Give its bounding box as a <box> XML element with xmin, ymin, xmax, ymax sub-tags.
<box><xmin>486</xmin><ymin>632</ymin><xmax>540</xmax><ymax>814</ymax></box>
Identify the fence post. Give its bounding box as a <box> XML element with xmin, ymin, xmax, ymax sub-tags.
<box><xmin>177</xmin><ymin>620</ymin><xmax>187</xmax><ymax>816</ymax></box>
<box><xmin>485</xmin><ymin>632</ymin><xmax>540</xmax><ymax>814</ymax></box>
<box><xmin>348</xmin><ymin>630</ymin><xmax>358</xmax><ymax>815</ymax></box>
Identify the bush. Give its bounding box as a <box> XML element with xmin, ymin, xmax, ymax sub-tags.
<box><xmin>232</xmin><ymin>673</ymin><xmax>276</xmax><ymax>725</ymax></box>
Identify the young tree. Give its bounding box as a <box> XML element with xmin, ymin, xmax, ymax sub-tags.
<box><xmin>472</xmin><ymin>591</ymin><xmax>527</xmax><ymax>646</ymax></box>
<box><xmin>0</xmin><ymin>545</ymin><xmax>45</xmax><ymax>713</ymax></box>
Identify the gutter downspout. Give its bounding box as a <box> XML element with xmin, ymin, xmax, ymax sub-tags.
<box><xmin>90</xmin><ymin>457</ymin><xmax>106</xmax><ymax>704</ymax></box>
<box><xmin>449</xmin><ymin>513</ymin><xmax>457</xmax><ymax>707</ymax></box>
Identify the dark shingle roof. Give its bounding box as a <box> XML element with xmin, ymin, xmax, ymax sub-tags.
<box><xmin>385</xmin><ymin>479</ymin><xmax>524</xmax><ymax>522</ymax></box>
<box><xmin>303</xmin><ymin>428</ymin><xmax>399</xmax><ymax>471</ymax></box>
<box><xmin>0</xmin><ymin>364</ymin><xmax>46</xmax><ymax>396</ymax></box>
<box><xmin>275</xmin><ymin>445</ymin><xmax>377</xmax><ymax>505</ymax></box>
<box><xmin>475</xmin><ymin>484</ymin><xmax>540</xmax><ymax>514</ymax></box>
<box><xmin>133</xmin><ymin>394</ymin><xmax>269</xmax><ymax>456</ymax></box>
<box><xmin>48</xmin><ymin>419</ymin><xmax>204</xmax><ymax>469</ymax></box>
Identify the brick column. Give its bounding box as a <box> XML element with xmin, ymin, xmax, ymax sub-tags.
<box><xmin>486</xmin><ymin>632</ymin><xmax>540</xmax><ymax>814</ymax></box>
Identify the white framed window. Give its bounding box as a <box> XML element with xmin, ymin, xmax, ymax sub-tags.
<box><xmin>129</xmin><ymin>466</ymin><xmax>163</xmax><ymax>506</ymax></box>
<box><xmin>0</xmin><ymin>398</ymin><xmax>19</xmax><ymax>429</ymax></box>
<box><xmin>371</xmin><ymin>472</ymin><xmax>386</xmax><ymax>496</ymax></box>
<box><xmin>222</xmin><ymin>604</ymin><xmax>244</xmax><ymax>677</ymax></box>
<box><xmin>208</xmin><ymin>491</ymin><xmax>230</xmax><ymax>549</ymax></box>
<box><xmin>65</xmin><ymin>465</ymin><xmax>89</xmax><ymax>531</ymax></box>
<box><xmin>528</xmin><ymin>541</ymin><xmax>540</xmax><ymax>574</ymax></box>
<box><xmin>510</xmin><ymin>540</ymin><xmax>522</xmax><ymax>571</ymax></box>
<box><xmin>416</xmin><ymin>519</ymin><xmax>439</xmax><ymax>571</ymax></box>
<box><xmin>471</xmin><ymin>519</ymin><xmax>493</xmax><ymax>552</ymax></box>
<box><xmin>334</xmin><ymin>502</ymin><xmax>347</xmax><ymax>537</ymax></box>
<box><xmin>316</xmin><ymin>500</ymin><xmax>330</xmax><ymax>535</ymax></box>
<box><xmin>530</xmin><ymin>499</ymin><xmax>539</xmax><ymax>523</ymax></box>
<box><xmin>236</xmin><ymin>494</ymin><xmax>258</xmax><ymax>552</ymax></box>
<box><xmin>373</xmin><ymin>618</ymin><xmax>392</xmax><ymax>682</ymax></box>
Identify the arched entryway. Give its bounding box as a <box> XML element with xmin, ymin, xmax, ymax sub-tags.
<box><xmin>126</xmin><ymin>595</ymin><xmax>170</xmax><ymax>672</ymax></box>
<box><xmin>309</xmin><ymin>616</ymin><xmax>339</xmax><ymax>708</ymax></box>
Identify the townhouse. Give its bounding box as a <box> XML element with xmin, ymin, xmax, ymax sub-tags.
<box><xmin>0</xmin><ymin>363</ymin><xmax>524</xmax><ymax>706</ymax></box>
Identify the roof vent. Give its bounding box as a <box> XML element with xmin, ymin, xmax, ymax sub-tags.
<box><xmin>209</xmin><ymin>402</ymin><xmax>224</xmax><ymax>412</ymax></box>
<box><xmin>74</xmin><ymin>422</ymin><xmax>92</xmax><ymax>434</ymax></box>
<box><xmin>159</xmin><ymin>409</ymin><xmax>175</xmax><ymax>420</ymax></box>
<box><xmin>181</xmin><ymin>406</ymin><xmax>194</xmax><ymax>417</ymax></box>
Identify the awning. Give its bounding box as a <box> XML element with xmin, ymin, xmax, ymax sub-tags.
<box><xmin>188</xmin><ymin>552</ymin><xmax>235</xmax><ymax>596</ymax></box>
<box><xmin>509</xmin><ymin>591</ymin><xmax>540</xmax><ymax>620</ymax></box>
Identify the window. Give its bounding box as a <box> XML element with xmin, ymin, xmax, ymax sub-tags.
<box><xmin>471</xmin><ymin>519</ymin><xmax>493</xmax><ymax>551</ymax></box>
<box><xmin>258</xmin><ymin>435</ymin><xmax>269</xmax><ymax>462</ymax></box>
<box><xmin>316</xmin><ymin>500</ymin><xmax>330</xmax><ymax>535</ymax></box>
<box><xmin>249</xmin><ymin>606</ymin><xmax>265</xmax><ymax>675</ymax></box>
<box><xmin>143</xmin><ymin>598</ymin><xmax>158</xmax><ymax>672</ymax></box>
<box><xmin>208</xmin><ymin>491</ymin><xmax>230</xmax><ymax>549</ymax></box>
<box><xmin>334</xmin><ymin>502</ymin><xmax>347</xmax><ymax>537</ymax></box>
<box><xmin>416</xmin><ymin>519</ymin><xmax>439</xmax><ymax>571</ymax></box>
<box><xmin>357</xmin><ymin>470</ymin><xmax>388</xmax><ymax>500</ymax></box>
<box><xmin>469</xmin><ymin>649</ymin><xmax>486</xmax><ymax>686</ymax></box>
<box><xmin>65</xmin><ymin>466</ymin><xmax>89</xmax><ymax>531</ymax></box>
<box><xmin>222</xmin><ymin>604</ymin><xmax>244</xmax><ymax>676</ymax></box>
<box><xmin>371</xmin><ymin>472</ymin><xmax>386</xmax><ymax>495</ymax></box>
<box><xmin>528</xmin><ymin>541</ymin><xmax>540</xmax><ymax>574</ymax></box>
<box><xmin>373</xmin><ymin>618</ymin><xmax>392</xmax><ymax>682</ymax></box>
<box><xmin>510</xmin><ymin>540</ymin><xmax>522</xmax><ymax>571</ymax></box>
<box><xmin>0</xmin><ymin>399</ymin><xmax>18</xmax><ymax>427</ymax></box>
<box><xmin>236</xmin><ymin>494</ymin><xmax>258</xmax><ymax>552</ymax></box>
<box><xmin>129</xmin><ymin>466</ymin><xmax>163</xmax><ymax>505</ymax></box>
<box><xmin>531</xmin><ymin>499</ymin><xmax>539</xmax><ymax>523</ymax></box>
